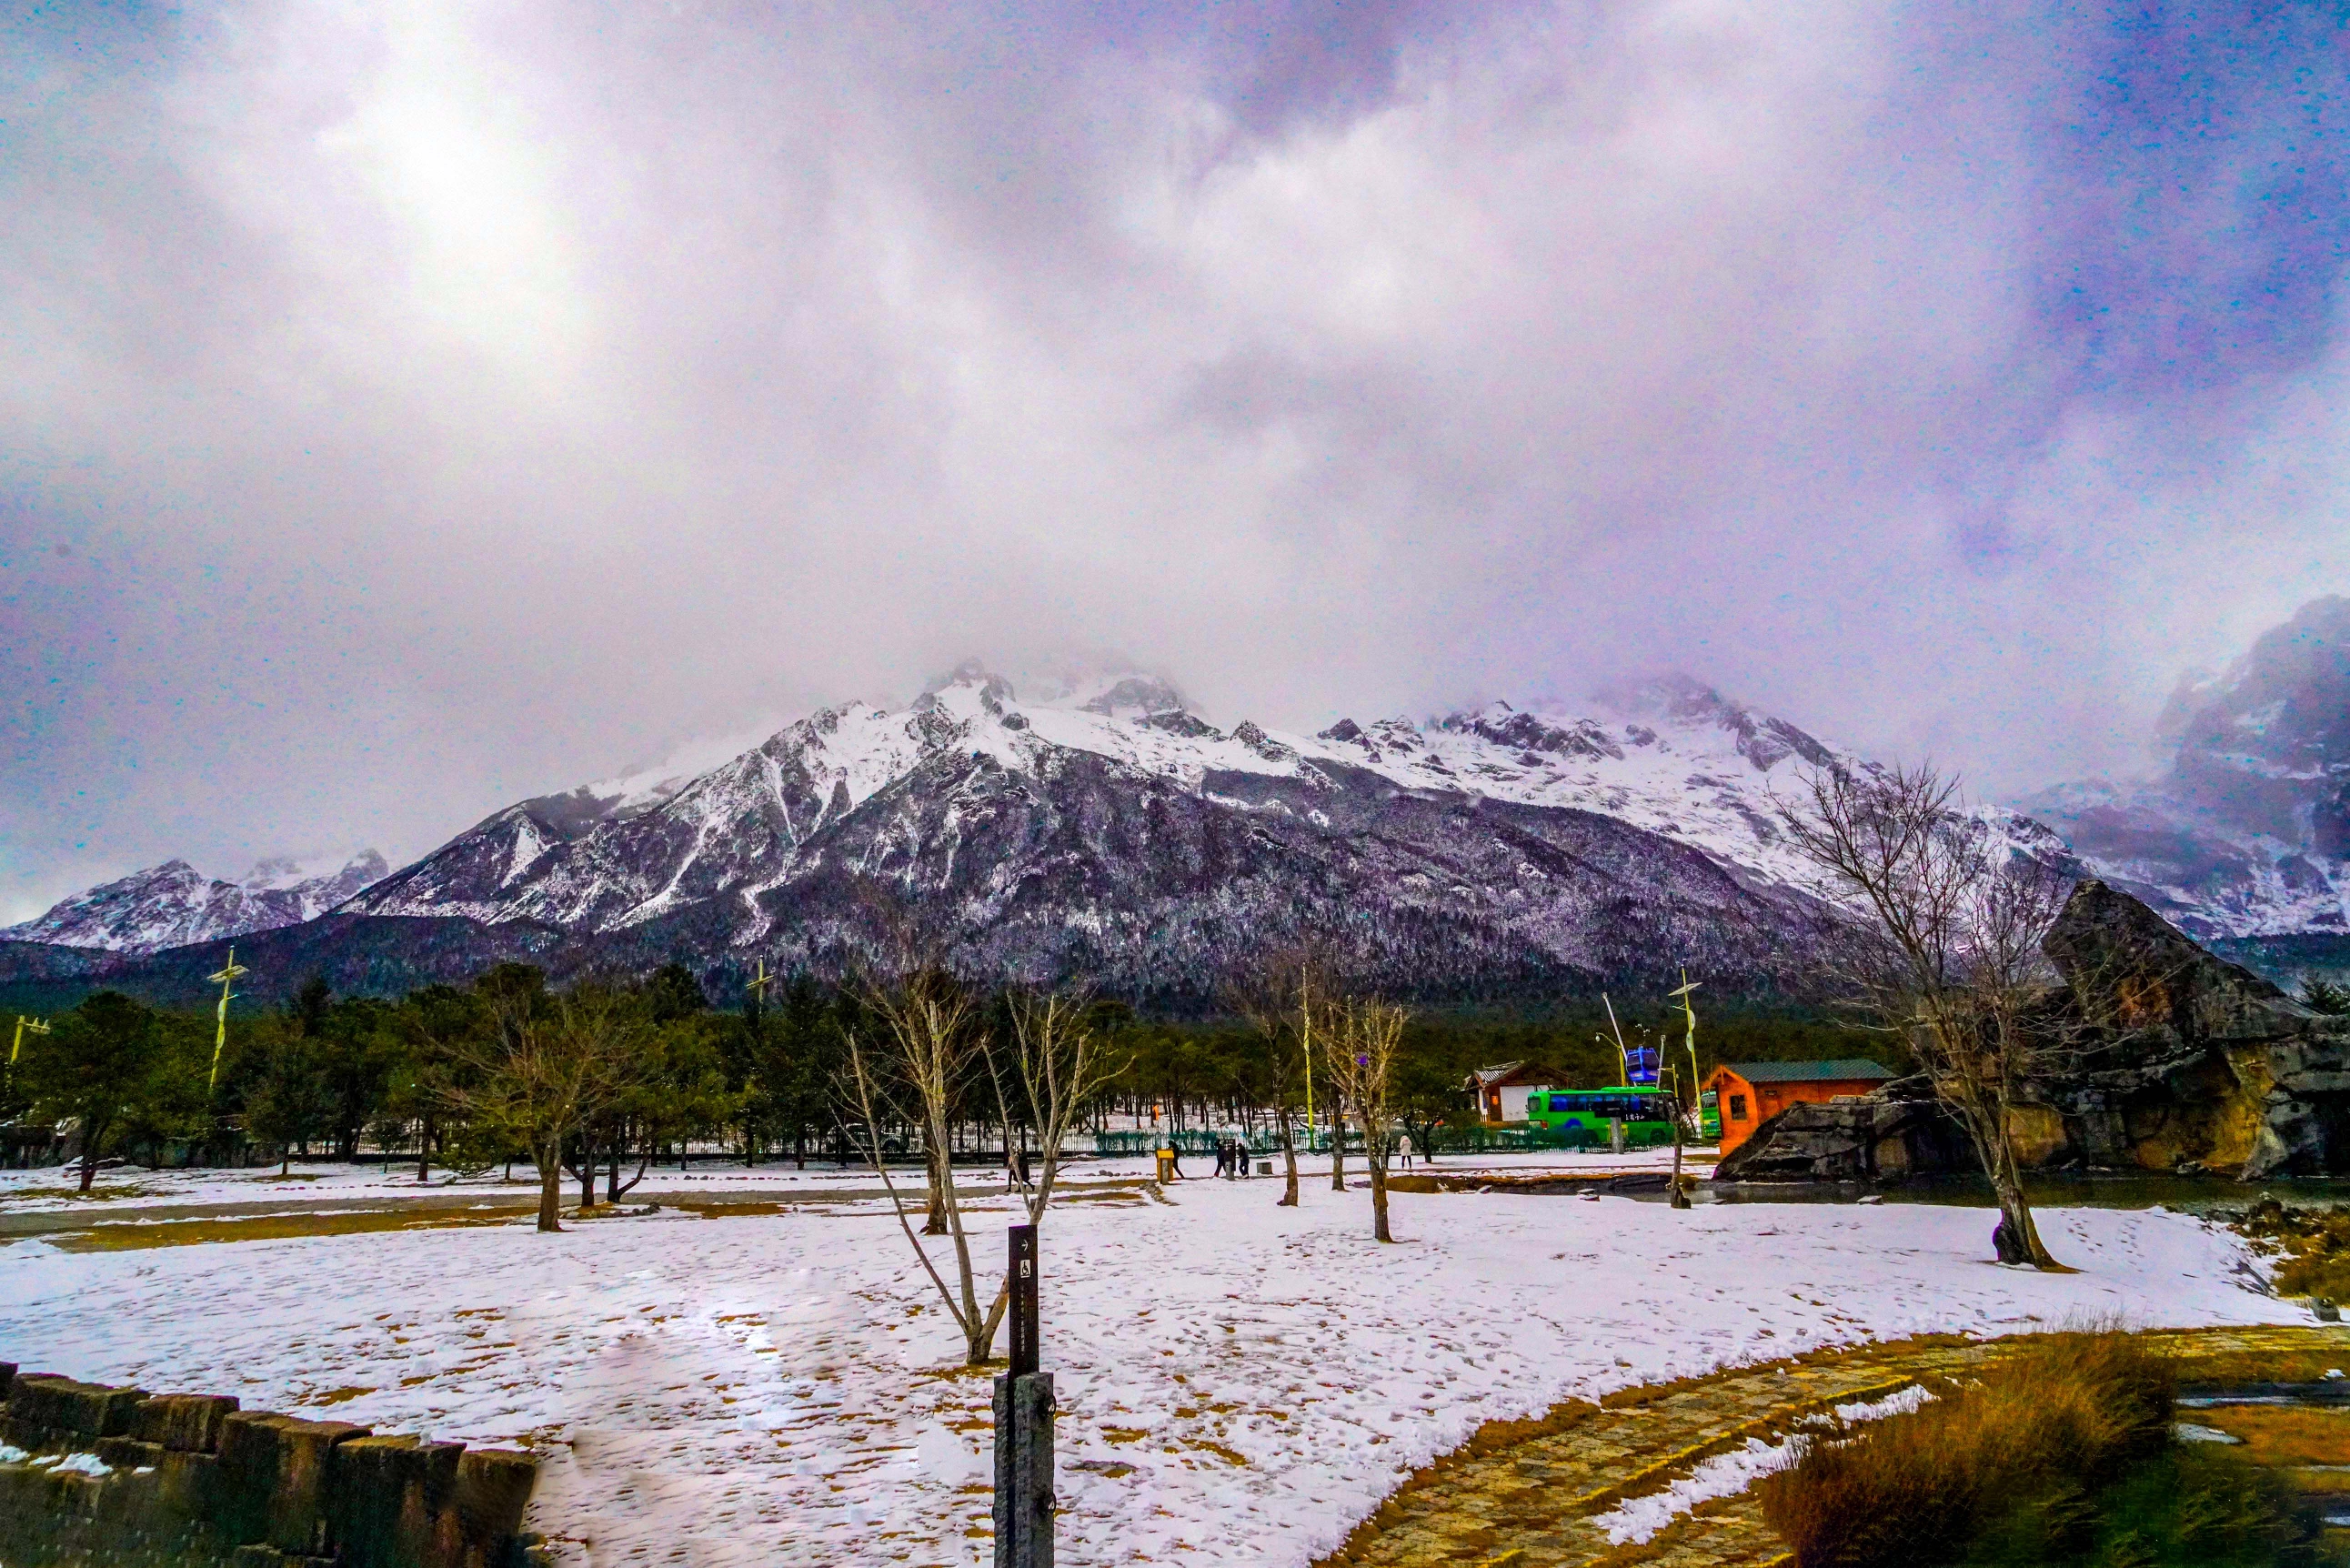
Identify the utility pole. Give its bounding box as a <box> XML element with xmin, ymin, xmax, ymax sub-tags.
<box><xmin>994</xmin><ymin>1224</ymin><xmax>1054</xmax><ymax>1568</ymax></box>
<box><xmin>1669</xmin><ymin>970</ymin><xmax>1702</xmax><ymax>1102</ymax></box>
<box><xmin>10</xmin><ymin>1015</ymin><xmax>50</xmax><ymax>1067</ymax></box>
<box><xmin>206</xmin><ymin>949</ymin><xmax>248</xmax><ymax>1091</ymax></box>
<box><xmin>1300</xmin><ymin>965</ymin><xmax>1313</xmax><ymax>1154</ymax></box>
<box><xmin>1666</xmin><ymin>1063</ymin><xmax>1692</xmax><ymax>1210</ymax></box>
<box><xmin>1602</xmin><ymin>993</ymin><xmax>1630</xmax><ymax>1086</ymax></box>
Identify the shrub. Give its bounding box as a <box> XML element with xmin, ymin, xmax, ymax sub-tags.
<box><xmin>1957</xmin><ymin>1442</ymin><xmax>2320</xmax><ymax>1568</ymax></box>
<box><xmin>1757</xmin><ymin>1332</ymin><xmax>2175</xmax><ymax>1568</ymax></box>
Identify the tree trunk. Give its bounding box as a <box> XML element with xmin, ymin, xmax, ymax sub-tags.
<box><xmin>1329</xmin><ymin>1096</ymin><xmax>1346</xmax><ymax>1191</ymax></box>
<box><xmin>1361</xmin><ymin>1112</ymin><xmax>1392</xmax><ymax>1242</ymax></box>
<box><xmin>923</xmin><ymin>1139</ymin><xmax>949</xmax><ymax>1235</ymax></box>
<box><xmin>78</xmin><ymin>1135</ymin><xmax>100</xmax><ymax>1194</ymax></box>
<box><xmin>1277</xmin><ymin>1107</ymin><xmax>1300</xmax><ymax>1208</ymax></box>
<box><xmin>1669</xmin><ymin>1121</ymin><xmax>1690</xmax><ymax>1209</ymax></box>
<box><xmin>1989</xmin><ymin>1142</ymin><xmax>2057</xmax><ymax>1267</ymax></box>
<box><xmin>536</xmin><ymin>1145</ymin><xmax>564</xmax><ymax>1232</ymax></box>
<box><xmin>417</xmin><ymin>1116</ymin><xmax>432</xmax><ymax>1185</ymax></box>
<box><xmin>575</xmin><ymin>1142</ymin><xmax>595</xmax><ymax>1211</ymax></box>
<box><xmin>613</xmin><ymin>1150</ymin><xmax>648</xmax><ymax>1201</ymax></box>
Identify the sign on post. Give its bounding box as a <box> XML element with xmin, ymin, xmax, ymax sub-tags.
<box><xmin>995</xmin><ymin>1223</ymin><xmax>1054</xmax><ymax>1568</ymax></box>
<box><xmin>1009</xmin><ymin>1223</ymin><xmax>1039</xmax><ymax>1377</ymax></box>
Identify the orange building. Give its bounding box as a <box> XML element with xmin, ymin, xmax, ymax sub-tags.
<box><xmin>1704</xmin><ymin>1060</ymin><xmax>1898</xmax><ymax>1160</ymax></box>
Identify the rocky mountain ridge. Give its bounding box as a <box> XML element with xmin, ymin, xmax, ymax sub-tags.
<box><xmin>25</xmin><ymin>600</ymin><xmax>2338</xmax><ymax>1000</ymax></box>
<box><xmin>5</xmin><ymin>663</ymin><xmax>1885</xmax><ymax>997</ymax></box>
<box><xmin>2</xmin><ymin>851</ymin><xmax>387</xmax><ymax>955</ymax></box>
<box><xmin>2025</xmin><ymin>596</ymin><xmax>2350</xmax><ymax>940</ymax></box>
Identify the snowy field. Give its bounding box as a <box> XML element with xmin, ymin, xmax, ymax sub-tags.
<box><xmin>0</xmin><ymin>1172</ymin><xmax>2297</xmax><ymax>1567</ymax></box>
<box><xmin>0</xmin><ymin>1147</ymin><xmax>1712</xmax><ymax>1213</ymax></box>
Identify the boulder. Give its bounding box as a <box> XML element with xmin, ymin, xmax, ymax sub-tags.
<box><xmin>1718</xmin><ymin>879</ymin><xmax>2350</xmax><ymax>1182</ymax></box>
<box><xmin>1712</xmin><ymin>1081</ymin><xmax>1970</xmax><ymax>1182</ymax></box>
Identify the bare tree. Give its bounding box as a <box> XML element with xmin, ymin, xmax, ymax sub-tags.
<box><xmin>436</xmin><ymin>980</ymin><xmax>648</xmax><ymax>1232</ymax></box>
<box><xmin>1221</xmin><ymin>948</ymin><xmax>1336</xmax><ymax>1208</ymax></box>
<box><xmin>1780</xmin><ymin>762</ymin><xmax>2074</xmax><ymax>1268</ymax></box>
<box><xmin>844</xmin><ymin>965</ymin><xmax>1009</xmax><ymax>1367</ymax></box>
<box><xmin>1327</xmin><ymin>997</ymin><xmax>1411</xmax><ymax>1242</ymax></box>
<box><xmin>990</xmin><ymin>987</ymin><xmax>1126</xmax><ymax>1221</ymax></box>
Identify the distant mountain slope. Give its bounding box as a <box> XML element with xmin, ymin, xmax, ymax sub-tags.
<box><xmin>315</xmin><ymin>659</ymin><xmax>1874</xmax><ymax>996</ymax></box>
<box><xmin>15</xmin><ymin>658</ymin><xmax>2075</xmax><ymax>1001</ymax></box>
<box><xmin>346</xmin><ymin>663</ymin><xmax>1854</xmax><ymax>940</ymax></box>
<box><xmin>3</xmin><ymin>850</ymin><xmax>387</xmax><ymax>954</ymax></box>
<box><xmin>2027</xmin><ymin>597</ymin><xmax>2350</xmax><ymax>939</ymax></box>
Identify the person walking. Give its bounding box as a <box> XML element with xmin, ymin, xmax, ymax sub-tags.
<box><xmin>1398</xmin><ymin>1132</ymin><xmax>1415</xmax><ymax>1171</ymax></box>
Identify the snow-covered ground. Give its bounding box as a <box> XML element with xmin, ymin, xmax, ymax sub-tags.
<box><xmin>0</xmin><ymin>1176</ymin><xmax>2294</xmax><ymax>1567</ymax></box>
<box><xmin>0</xmin><ymin>1149</ymin><xmax>1713</xmax><ymax>1214</ymax></box>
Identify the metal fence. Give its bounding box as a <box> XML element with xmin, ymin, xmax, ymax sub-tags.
<box><xmin>1088</xmin><ymin>1121</ymin><xmax>1676</xmax><ymax>1157</ymax></box>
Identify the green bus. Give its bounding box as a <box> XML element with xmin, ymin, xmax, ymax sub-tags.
<box><xmin>1524</xmin><ymin>1086</ymin><xmax>1721</xmax><ymax>1144</ymax></box>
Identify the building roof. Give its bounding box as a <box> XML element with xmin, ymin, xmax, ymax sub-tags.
<box><xmin>1712</xmin><ymin>1060</ymin><xmax>1898</xmax><ymax>1085</ymax></box>
<box><xmin>1468</xmin><ymin>1061</ymin><xmax>1529</xmax><ymax>1090</ymax></box>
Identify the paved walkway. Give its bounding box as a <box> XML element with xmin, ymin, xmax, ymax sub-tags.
<box><xmin>1317</xmin><ymin>1325</ymin><xmax>2350</xmax><ymax>1568</ymax></box>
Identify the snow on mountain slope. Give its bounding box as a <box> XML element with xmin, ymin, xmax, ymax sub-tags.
<box><xmin>3</xmin><ymin>850</ymin><xmax>388</xmax><ymax>954</ymax></box>
<box><xmin>345</xmin><ymin>659</ymin><xmax>1859</xmax><ymax>943</ymax></box>
<box><xmin>2026</xmin><ymin>597</ymin><xmax>2350</xmax><ymax>938</ymax></box>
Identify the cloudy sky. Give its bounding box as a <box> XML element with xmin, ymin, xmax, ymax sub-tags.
<box><xmin>4</xmin><ymin>0</ymin><xmax>2345</xmax><ymax>920</ymax></box>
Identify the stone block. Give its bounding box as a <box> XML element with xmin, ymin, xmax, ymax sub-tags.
<box><xmin>453</xmin><ymin>1449</ymin><xmax>538</xmax><ymax>1546</ymax></box>
<box><xmin>8</xmin><ymin>1372</ymin><xmax>148</xmax><ymax>1444</ymax></box>
<box><xmin>218</xmin><ymin>1411</ymin><xmax>369</xmax><ymax>1554</ymax></box>
<box><xmin>95</xmin><ymin>1434</ymin><xmax>166</xmax><ymax>1471</ymax></box>
<box><xmin>134</xmin><ymin>1391</ymin><xmax>242</xmax><ymax>1453</ymax></box>
<box><xmin>329</xmin><ymin>1432</ymin><xmax>467</xmax><ymax>1568</ymax></box>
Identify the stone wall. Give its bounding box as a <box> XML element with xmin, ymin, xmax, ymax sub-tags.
<box><xmin>0</xmin><ymin>1364</ymin><xmax>541</xmax><ymax>1568</ymax></box>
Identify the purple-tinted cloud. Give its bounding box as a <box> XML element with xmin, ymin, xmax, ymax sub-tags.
<box><xmin>1</xmin><ymin>0</ymin><xmax>2345</xmax><ymax>920</ymax></box>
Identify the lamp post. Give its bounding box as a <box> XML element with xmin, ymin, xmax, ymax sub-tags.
<box><xmin>1602</xmin><ymin>993</ymin><xmax>1630</xmax><ymax>1086</ymax></box>
<box><xmin>206</xmin><ymin>948</ymin><xmax>248</xmax><ymax>1091</ymax></box>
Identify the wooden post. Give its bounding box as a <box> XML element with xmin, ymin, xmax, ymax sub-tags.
<box><xmin>995</xmin><ymin>1225</ymin><xmax>1054</xmax><ymax>1568</ymax></box>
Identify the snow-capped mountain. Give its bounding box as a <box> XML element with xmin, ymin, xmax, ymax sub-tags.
<box><xmin>2025</xmin><ymin>596</ymin><xmax>2350</xmax><ymax>939</ymax></box>
<box><xmin>4</xmin><ymin>850</ymin><xmax>389</xmax><ymax>954</ymax></box>
<box><xmin>309</xmin><ymin>660</ymin><xmax>1864</xmax><ymax>993</ymax></box>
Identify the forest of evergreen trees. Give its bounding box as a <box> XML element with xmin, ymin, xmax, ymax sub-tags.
<box><xmin>4</xmin><ymin>962</ymin><xmax>1891</xmax><ymax>1193</ymax></box>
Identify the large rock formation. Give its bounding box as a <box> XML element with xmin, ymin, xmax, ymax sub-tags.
<box><xmin>1715</xmin><ymin>879</ymin><xmax>2350</xmax><ymax>1183</ymax></box>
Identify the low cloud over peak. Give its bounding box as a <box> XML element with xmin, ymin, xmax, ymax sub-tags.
<box><xmin>3</xmin><ymin>0</ymin><xmax>2345</xmax><ymax>920</ymax></box>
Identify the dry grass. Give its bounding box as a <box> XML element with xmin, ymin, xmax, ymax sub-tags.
<box><xmin>2191</xmin><ymin>1405</ymin><xmax>2350</xmax><ymax>1469</ymax></box>
<box><xmin>1756</xmin><ymin>1332</ymin><xmax>2174</xmax><ymax>1568</ymax></box>
<box><xmin>44</xmin><ymin>1204</ymin><xmax>536</xmax><ymax>1250</ymax></box>
<box><xmin>2238</xmin><ymin>1201</ymin><xmax>2350</xmax><ymax>1302</ymax></box>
